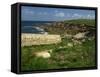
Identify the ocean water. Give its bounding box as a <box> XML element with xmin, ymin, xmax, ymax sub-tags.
<box><xmin>21</xmin><ymin>21</ymin><xmax>53</xmax><ymax>33</ymax></box>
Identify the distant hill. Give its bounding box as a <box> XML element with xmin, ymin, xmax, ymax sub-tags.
<box><xmin>64</xmin><ymin>19</ymin><xmax>95</xmax><ymax>26</ymax></box>
<box><xmin>40</xmin><ymin>19</ymin><xmax>95</xmax><ymax>35</ymax></box>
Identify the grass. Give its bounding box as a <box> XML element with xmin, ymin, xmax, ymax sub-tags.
<box><xmin>41</xmin><ymin>19</ymin><xmax>95</xmax><ymax>36</ymax></box>
<box><xmin>21</xmin><ymin>37</ymin><xmax>96</xmax><ymax>71</ymax></box>
<box><xmin>21</xmin><ymin>19</ymin><xmax>96</xmax><ymax>71</ymax></box>
<box><xmin>64</xmin><ymin>19</ymin><xmax>95</xmax><ymax>26</ymax></box>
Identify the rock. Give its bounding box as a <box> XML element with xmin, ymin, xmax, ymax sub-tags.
<box><xmin>73</xmin><ymin>32</ymin><xmax>86</xmax><ymax>39</ymax></box>
<box><xmin>81</xmin><ymin>39</ymin><xmax>86</xmax><ymax>42</ymax></box>
<box><xmin>59</xmin><ymin>46</ymin><xmax>62</xmax><ymax>48</ymax></box>
<box><xmin>64</xmin><ymin>33</ymin><xmax>73</xmax><ymax>38</ymax></box>
<box><xmin>49</xmin><ymin>49</ymin><xmax>53</xmax><ymax>53</ymax></box>
<box><xmin>72</xmin><ymin>39</ymin><xmax>82</xmax><ymax>45</ymax></box>
<box><xmin>88</xmin><ymin>37</ymin><xmax>94</xmax><ymax>41</ymax></box>
<box><xmin>34</xmin><ymin>51</ymin><xmax>51</xmax><ymax>58</ymax></box>
<box><xmin>21</xmin><ymin>33</ymin><xmax>61</xmax><ymax>46</ymax></box>
<box><xmin>67</xmin><ymin>43</ymin><xmax>73</xmax><ymax>47</ymax></box>
<box><xmin>59</xmin><ymin>46</ymin><xmax>67</xmax><ymax>49</ymax></box>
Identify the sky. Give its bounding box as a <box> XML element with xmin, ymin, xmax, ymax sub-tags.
<box><xmin>21</xmin><ymin>6</ymin><xmax>95</xmax><ymax>21</ymax></box>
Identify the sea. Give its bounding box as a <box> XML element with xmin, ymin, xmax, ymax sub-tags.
<box><xmin>21</xmin><ymin>21</ymin><xmax>54</xmax><ymax>33</ymax></box>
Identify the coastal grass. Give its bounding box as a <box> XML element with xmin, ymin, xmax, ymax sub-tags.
<box><xmin>21</xmin><ymin>37</ymin><xmax>96</xmax><ymax>71</ymax></box>
<box><xmin>64</xmin><ymin>19</ymin><xmax>95</xmax><ymax>26</ymax></box>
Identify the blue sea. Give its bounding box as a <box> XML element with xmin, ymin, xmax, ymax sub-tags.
<box><xmin>21</xmin><ymin>21</ymin><xmax>53</xmax><ymax>33</ymax></box>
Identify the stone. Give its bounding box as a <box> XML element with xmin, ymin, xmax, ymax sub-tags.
<box><xmin>73</xmin><ymin>32</ymin><xmax>86</xmax><ymax>39</ymax></box>
<box><xmin>67</xmin><ymin>43</ymin><xmax>73</xmax><ymax>47</ymax></box>
<box><xmin>49</xmin><ymin>49</ymin><xmax>53</xmax><ymax>53</ymax></box>
<box><xmin>21</xmin><ymin>33</ymin><xmax>61</xmax><ymax>46</ymax></box>
<box><xmin>81</xmin><ymin>39</ymin><xmax>86</xmax><ymax>42</ymax></box>
<box><xmin>34</xmin><ymin>51</ymin><xmax>51</xmax><ymax>58</ymax></box>
<box><xmin>64</xmin><ymin>33</ymin><xmax>73</xmax><ymax>38</ymax></box>
<box><xmin>72</xmin><ymin>40</ymin><xmax>82</xmax><ymax>45</ymax></box>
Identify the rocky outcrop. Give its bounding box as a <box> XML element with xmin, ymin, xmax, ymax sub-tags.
<box><xmin>21</xmin><ymin>33</ymin><xmax>61</xmax><ymax>46</ymax></box>
<box><xmin>73</xmin><ymin>32</ymin><xmax>87</xmax><ymax>39</ymax></box>
<box><xmin>40</xmin><ymin>21</ymin><xmax>95</xmax><ymax>36</ymax></box>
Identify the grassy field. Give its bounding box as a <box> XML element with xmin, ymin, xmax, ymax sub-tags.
<box><xmin>41</xmin><ymin>19</ymin><xmax>95</xmax><ymax>36</ymax></box>
<box><xmin>21</xmin><ymin>37</ymin><xmax>96</xmax><ymax>71</ymax></box>
<box><xmin>64</xmin><ymin>19</ymin><xmax>95</xmax><ymax>26</ymax></box>
<box><xmin>21</xmin><ymin>19</ymin><xmax>96</xmax><ymax>71</ymax></box>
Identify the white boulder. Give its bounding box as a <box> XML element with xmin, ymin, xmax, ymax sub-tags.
<box><xmin>67</xmin><ymin>43</ymin><xmax>73</xmax><ymax>47</ymax></box>
<box><xmin>73</xmin><ymin>32</ymin><xmax>86</xmax><ymax>39</ymax></box>
<box><xmin>34</xmin><ymin>51</ymin><xmax>51</xmax><ymax>58</ymax></box>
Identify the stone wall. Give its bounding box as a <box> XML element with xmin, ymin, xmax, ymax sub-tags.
<box><xmin>21</xmin><ymin>33</ymin><xmax>61</xmax><ymax>46</ymax></box>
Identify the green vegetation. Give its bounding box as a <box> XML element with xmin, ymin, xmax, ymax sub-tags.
<box><xmin>21</xmin><ymin>37</ymin><xmax>96</xmax><ymax>71</ymax></box>
<box><xmin>41</xmin><ymin>19</ymin><xmax>95</xmax><ymax>35</ymax></box>
<box><xmin>64</xmin><ymin>19</ymin><xmax>95</xmax><ymax>26</ymax></box>
<box><xmin>21</xmin><ymin>19</ymin><xmax>96</xmax><ymax>71</ymax></box>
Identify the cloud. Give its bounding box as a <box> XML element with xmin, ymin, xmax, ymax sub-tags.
<box><xmin>87</xmin><ymin>14</ymin><xmax>95</xmax><ymax>19</ymax></box>
<box><xmin>44</xmin><ymin>12</ymin><xmax>47</xmax><ymax>15</ymax></box>
<box><xmin>55</xmin><ymin>12</ymin><xmax>65</xmax><ymax>17</ymax></box>
<box><xmin>24</xmin><ymin>9</ymin><xmax>34</xmax><ymax>15</ymax></box>
<box><xmin>80</xmin><ymin>14</ymin><xmax>95</xmax><ymax>19</ymax></box>
<box><xmin>38</xmin><ymin>12</ymin><xmax>42</xmax><ymax>15</ymax></box>
<box><xmin>38</xmin><ymin>12</ymin><xmax>48</xmax><ymax>15</ymax></box>
<box><xmin>71</xmin><ymin>13</ymin><xmax>95</xmax><ymax>19</ymax></box>
<box><xmin>72</xmin><ymin>13</ymin><xmax>82</xmax><ymax>18</ymax></box>
<box><xmin>55</xmin><ymin>10</ymin><xmax>59</xmax><ymax>13</ymax></box>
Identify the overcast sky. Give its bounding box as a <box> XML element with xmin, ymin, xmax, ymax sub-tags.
<box><xmin>21</xmin><ymin>6</ymin><xmax>95</xmax><ymax>21</ymax></box>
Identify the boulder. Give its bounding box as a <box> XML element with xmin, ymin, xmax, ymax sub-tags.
<box><xmin>73</xmin><ymin>32</ymin><xmax>86</xmax><ymax>39</ymax></box>
<box><xmin>21</xmin><ymin>33</ymin><xmax>61</xmax><ymax>46</ymax></box>
<box><xmin>67</xmin><ymin>43</ymin><xmax>73</xmax><ymax>47</ymax></box>
<box><xmin>34</xmin><ymin>51</ymin><xmax>51</xmax><ymax>58</ymax></box>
